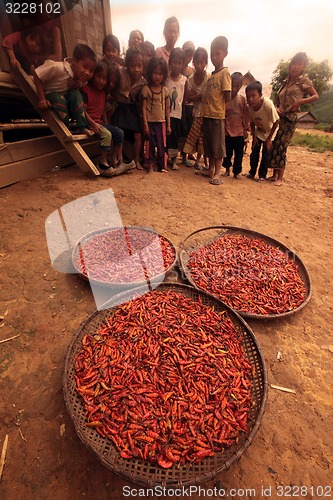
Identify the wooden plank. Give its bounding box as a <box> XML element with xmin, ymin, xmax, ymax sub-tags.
<box><xmin>0</xmin><ymin>123</ymin><xmax>49</xmax><ymax>131</ymax></box>
<box><xmin>0</xmin><ymin>141</ymin><xmax>100</xmax><ymax>188</ymax></box>
<box><xmin>10</xmin><ymin>65</ymin><xmax>100</xmax><ymax>177</ymax></box>
<box><xmin>102</xmin><ymin>0</ymin><xmax>112</xmax><ymax>34</ymax></box>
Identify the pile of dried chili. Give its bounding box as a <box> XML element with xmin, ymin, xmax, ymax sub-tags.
<box><xmin>74</xmin><ymin>290</ymin><xmax>254</xmax><ymax>468</ymax></box>
<box><xmin>74</xmin><ymin>227</ymin><xmax>175</xmax><ymax>283</ymax></box>
<box><xmin>188</xmin><ymin>233</ymin><xmax>306</xmax><ymax>315</ymax></box>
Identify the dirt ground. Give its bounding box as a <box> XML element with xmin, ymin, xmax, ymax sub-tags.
<box><xmin>0</xmin><ymin>137</ymin><xmax>332</xmax><ymax>500</ymax></box>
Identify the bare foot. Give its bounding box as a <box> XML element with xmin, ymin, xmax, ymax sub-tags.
<box><xmin>272</xmin><ymin>179</ymin><xmax>283</xmax><ymax>186</ymax></box>
<box><xmin>172</xmin><ymin>163</ymin><xmax>180</xmax><ymax>170</ymax></box>
<box><xmin>223</xmin><ymin>169</ymin><xmax>230</xmax><ymax>177</ymax></box>
<box><xmin>136</xmin><ymin>162</ymin><xmax>143</xmax><ymax>170</ymax></box>
<box><xmin>233</xmin><ymin>174</ymin><xmax>242</xmax><ymax>179</ymax></box>
<box><xmin>266</xmin><ymin>175</ymin><xmax>278</xmax><ymax>181</ymax></box>
<box><xmin>81</xmin><ymin>128</ymin><xmax>94</xmax><ymax>136</ymax></box>
<box><xmin>147</xmin><ymin>165</ymin><xmax>154</xmax><ymax>174</ymax></box>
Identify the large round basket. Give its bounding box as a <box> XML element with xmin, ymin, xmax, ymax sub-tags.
<box><xmin>71</xmin><ymin>226</ymin><xmax>177</xmax><ymax>289</ymax></box>
<box><xmin>63</xmin><ymin>282</ymin><xmax>267</xmax><ymax>487</ymax></box>
<box><xmin>179</xmin><ymin>226</ymin><xmax>312</xmax><ymax>320</ymax></box>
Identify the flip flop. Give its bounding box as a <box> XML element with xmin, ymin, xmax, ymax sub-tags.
<box><xmin>209</xmin><ymin>178</ymin><xmax>223</xmax><ymax>185</ymax></box>
<box><xmin>195</xmin><ymin>169</ymin><xmax>211</xmax><ymax>178</ymax></box>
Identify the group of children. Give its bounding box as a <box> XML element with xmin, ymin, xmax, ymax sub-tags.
<box><xmin>3</xmin><ymin>15</ymin><xmax>313</xmax><ymax>185</ymax></box>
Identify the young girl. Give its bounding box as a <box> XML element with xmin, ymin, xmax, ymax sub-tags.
<box><xmin>102</xmin><ymin>34</ymin><xmax>123</xmax><ymax>68</ymax></box>
<box><xmin>268</xmin><ymin>52</ymin><xmax>318</xmax><ymax>186</ymax></box>
<box><xmin>183</xmin><ymin>47</ymin><xmax>210</xmax><ymax>170</ymax></box>
<box><xmin>140</xmin><ymin>41</ymin><xmax>155</xmax><ymax>77</ymax></box>
<box><xmin>155</xmin><ymin>17</ymin><xmax>180</xmax><ymax>65</ymax></box>
<box><xmin>81</xmin><ymin>61</ymin><xmax>134</xmax><ymax>176</ymax></box>
<box><xmin>166</xmin><ymin>48</ymin><xmax>188</xmax><ymax>170</ymax></box>
<box><xmin>111</xmin><ymin>47</ymin><xmax>147</xmax><ymax>169</ymax></box>
<box><xmin>142</xmin><ymin>57</ymin><xmax>171</xmax><ymax>173</ymax></box>
<box><xmin>128</xmin><ymin>30</ymin><xmax>144</xmax><ymax>48</ymax></box>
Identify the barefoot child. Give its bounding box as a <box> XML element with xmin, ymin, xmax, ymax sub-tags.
<box><xmin>245</xmin><ymin>81</ymin><xmax>279</xmax><ymax>181</ymax></box>
<box><xmin>223</xmin><ymin>72</ymin><xmax>248</xmax><ymax>178</ymax></box>
<box><xmin>201</xmin><ymin>36</ymin><xmax>231</xmax><ymax>185</ymax></box>
<box><xmin>166</xmin><ymin>48</ymin><xmax>188</xmax><ymax>170</ymax></box>
<box><xmin>142</xmin><ymin>57</ymin><xmax>171</xmax><ymax>173</ymax></box>
<box><xmin>33</xmin><ymin>44</ymin><xmax>97</xmax><ymax>134</ymax></box>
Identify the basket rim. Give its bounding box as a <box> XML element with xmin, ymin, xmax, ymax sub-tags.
<box><xmin>63</xmin><ymin>282</ymin><xmax>268</xmax><ymax>487</ymax></box>
<box><xmin>178</xmin><ymin>225</ymin><xmax>312</xmax><ymax>320</ymax></box>
<box><xmin>71</xmin><ymin>225</ymin><xmax>178</xmax><ymax>289</ymax></box>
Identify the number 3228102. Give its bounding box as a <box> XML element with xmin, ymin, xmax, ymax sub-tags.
<box><xmin>5</xmin><ymin>3</ymin><xmax>61</xmax><ymax>15</ymax></box>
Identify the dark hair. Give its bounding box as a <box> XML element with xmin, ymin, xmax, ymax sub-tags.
<box><xmin>106</xmin><ymin>62</ymin><xmax>121</xmax><ymax>94</ymax></box>
<box><xmin>163</xmin><ymin>16</ymin><xmax>180</xmax><ymax>35</ymax></box>
<box><xmin>193</xmin><ymin>47</ymin><xmax>208</xmax><ymax>64</ymax></box>
<box><xmin>290</xmin><ymin>52</ymin><xmax>308</xmax><ymax>68</ymax></box>
<box><xmin>102</xmin><ymin>34</ymin><xmax>120</xmax><ymax>54</ymax></box>
<box><xmin>21</xmin><ymin>26</ymin><xmax>44</xmax><ymax>42</ymax></box>
<box><xmin>245</xmin><ymin>80</ymin><xmax>262</xmax><ymax>94</ymax></box>
<box><xmin>125</xmin><ymin>46</ymin><xmax>143</xmax><ymax>67</ymax></box>
<box><xmin>211</xmin><ymin>36</ymin><xmax>228</xmax><ymax>51</ymax></box>
<box><xmin>146</xmin><ymin>57</ymin><xmax>168</xmax><ymax>86</ymax></box>
<box><xmin>231</xmin><ymin>71</ymin><xmax>243</xmax><ymax>81</ymax></box>
<box><xmin>141</xmin><ymin>40</ymin><xmax>155</xmax><ymax>56</ymax></box>
<box><xmin>73</xmin><ymin>44</ymin><xmax>97</xmax><ymax>64</ymax></box>
<box><xmin>93</xmin><ymin>60</ymin><xmax>110</xmax><ymax>90</ymax></box>
<box><xmin>169</xmin><ymin>47</ymin><xmax>184</xmax><ymax>66</ymax></box>
<box><xmin>129</xmin><ymin>30</ymin><xmax>144</xmax><ymax>44</ymax></box>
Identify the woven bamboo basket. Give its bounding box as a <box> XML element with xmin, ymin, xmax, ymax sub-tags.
<box><xmin>178</xmin><ymin>225</ymin><xmax>312</xmax><ymax>320</ymax></box>
<box><xmin>71</xmin><ymin>226</ymin><xmax>177</xmax><ymax>289</ymax></box>
<box><xmin>63</xmin><ymin>282</ymin><xmax>267</xmax><ymax>487</ymax></box>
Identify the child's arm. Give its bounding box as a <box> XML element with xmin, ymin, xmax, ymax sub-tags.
<box><xmin>85</xmin><ymin>111</ymin><xmax>101</xmax><ymax>135</ymax></box>
<box><xmin>32</xmin><ymin>67</ymin><xmax>51</xmax><ymax>109</ymax></box>
<box><xmin>3</xmin><ymin>46</ymin><xmax>20</xmax><ymax>68</ymax></box>
<box><xmin>142</xmin><ymin>97</ymin><xmax>150</xmax><ymax>137</ymax></box>
<box><xmin>183</xmin><ymin>79</ymin><xmax>189</xmax><ymax>104</ymax></box>
<box><xmin>223</xmin><ymin>90</ymin><xmax>231</xmax><ymax>104</ymax></box>
<box><xmin>265</xmin><ymin>119</ymin><xmax>279</xmax><ymax>151</ymax></box>
<box><xmin>49</xmin><ymin>25</ymin><xmax>62</xmax><ymax>61</ymax></box>
<box><xmin>2</xmin><ymin>33</ymin><xmax>20</xmax><ymax>67</ymax></box>
<box><xmin>165</xmin><ymin>95</ymin><xmax>171</xmax><ymax>135</ymax></box>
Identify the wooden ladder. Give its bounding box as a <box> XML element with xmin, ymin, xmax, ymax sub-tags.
<box><xmin>10</xmin><ymin>65</ymin><xmax>100</xmax><ymax>176</ymax></box>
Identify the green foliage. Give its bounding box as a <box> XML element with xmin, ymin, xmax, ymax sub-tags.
<box><xmin>270</xmin><ymin>59</ymin><xmax>333</xmax><ymax>105</ymax></box>
<box><xmin>291</xmin><ymin>132</ymin><xmax>333</xmax><ymax>152</ymax></box>
<box><xmin>312</xmin><ymin>86</ymin><xmax>333</xmax><ymax>123</ymax></box>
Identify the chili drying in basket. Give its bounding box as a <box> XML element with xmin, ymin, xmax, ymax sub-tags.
<box><xmin>187</xmin><ymin>233</ymin><xmax>307</xmax><ymax>315</ymax></box>
<box><xmin>74</xmin><ymin>227</ymin><xmax>175</xmax><ymax>283</ymax></box>
<box><xmin>74</xmin><ymin>290</ymin><xmax>254</xmax><ymax>468</ymax></box>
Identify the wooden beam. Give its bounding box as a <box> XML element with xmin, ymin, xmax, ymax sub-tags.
<box><xmin>0</xmin><ymin>141</ymin><xmax>100</xmax><ymax>188</ymax></box>
<box><xmin>10</xmin><ymin>66</ymin><xmax>100</xmax><ymax>177</ymax></box>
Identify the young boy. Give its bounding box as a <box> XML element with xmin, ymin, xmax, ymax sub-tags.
<box><xmin>245</xmin><ymin>81</ymin><xmax>279</xmax><ymax>181</ymax></box>
<box><xmin>223</xmin><ymin>72</ymin><xmax>248</xmax><ymax>178</ymax></box>
<box><xmin>33</xmin><ymin>44</ymin><xmax>97</xmax><ymax>134</ymax></box>
<box><xmin>200</xmin><ymin>36</ymin><xmax>231</xmax><ymax>185</ymax></box>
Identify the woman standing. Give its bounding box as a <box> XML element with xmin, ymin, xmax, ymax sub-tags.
<box><xmin>268</xmin><ymin>52</ymin><xmax>318</xmax><ymax>186</ymax></box>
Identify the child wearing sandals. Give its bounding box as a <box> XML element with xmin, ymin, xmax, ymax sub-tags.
<box><xmin>81</xmin><ymin>61</ymin><xmax>135</xmax><ymax>176</ymax></box>
<box><xmin>201</xmin><ymin>36</ymin><xmax>231</xmax><ymax>185</ymax></box>
<box><xmin>183</xmin><ymin>47</ymin><xmax>209</xmax><ymax>170</ymax></box>
<box><xmin>111</xmin><ymin>46</ymin><xmax>146</xmax><ymax>169</ymax></box>
<box><xmin>142</xmin><ymin>57</ymin><xmax>171</xmax><ymax>173</ymax></box>
<box><xmin>222</xmin><ymin>72</ymin><xmax>248</xmax><ymax>178</ymax></box>
<box><xmin>166</xmin><ymin>48</ymin><xmax>188</xmax><ymax>170</ymax></box>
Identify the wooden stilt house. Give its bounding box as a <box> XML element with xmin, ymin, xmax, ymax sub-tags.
<box><xmin>0</xmin><ymin>0</ymin><xmax>112</xmax><ymax>188</ymax></box>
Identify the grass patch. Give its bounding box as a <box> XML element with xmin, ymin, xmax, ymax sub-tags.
<box><xmin>291</xmin><ymin>132</ymin><xmax>333</xmax><ymax>152</ymax></box>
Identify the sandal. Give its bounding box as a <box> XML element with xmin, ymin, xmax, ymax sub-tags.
<box><xmin>209</xmin><ymin>178</ymin><xmax>223</xmax><ymax>185</ymax></box>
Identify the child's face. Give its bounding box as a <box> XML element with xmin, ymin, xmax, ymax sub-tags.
<box><xmin>127</xmin><ymin>55</ymin><xmax>144</xmax><ymax>82</ymax></box>
<box><xmin>104</xmin><ymin>41</ymin><xmax>119</xmax><ymax>62</ymax></box>
<box><xmin>25</xmin><ymin>34</ymin><xmax>42</xmax><ymax>55</ymax></box>
<box><xmin>164</xmin><ymin>22</ymin><xmax>179</xmax><ymax>47</ymax></box>
<box><xmin>143</xmin><ymin>49</ymin><xmax>154</xmax><ymax>67</ymax></box>
<box><xmin>109</xmin><ymin>74</ymin><xmax>117</xmax><ymax>92</ymax></box>
<box><xmin>193</xmin><ymin>55</ymin><xmax>207</xmax><ymax>75</ymax></box>
<box><xmin>289</xmin><ymin>61</ymin><xmax>305</xmax><ymax>79</ymax></box>
<box><xmin>129</xmin><ymin>31</ymin><xmax>143</xmax><ymax>48</ymax></box>
<box><xmin>231</xmin><ymin>78</ymin><xmax>242</xmax><ymax>97</ymax></box>
<box><xmin>92</xmin><ymin>69</ymin><xmax>107</xmax><ymax>90</ymax></box>
<box><xmin>246</xmin><ymin>89</ymin><xmax>262</xmax><ymax>109</ymax></box>
<box><xmin>72</xmin><ymin>56</ymin><xmax>96</xmax><ymax>83</ymax></box>
<box><xmin>210</xmin><ymin>46</ymin><xmax>227</xmax><ymax>69</ymax></box>
<box><xmin>152</xmin><ymin>66</ymin><xmax>164</xmax><ymax>86</ymax></box>
<box><xmin>183</xmin><ymin>49</ymin><xmax>194</xmax><ymax>67</ymax></box>
<box><xmin>170</xmin><ymin>56</ymin><xmax>183</xmax><ymax>76</ymax></box>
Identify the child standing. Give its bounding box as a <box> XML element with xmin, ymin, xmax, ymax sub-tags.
<box><xmin>128</xmin><ymin>30</ymin><xmax>144</xmax><ymax>48</ymax></box>
<box><xmin>140</xmin><ymin>41</ymin><xmax>155</xmax><ymax>77</ymax></box>
<box><xmin>182</xmin><ymin>41</ymin><xmax>195</xmax><ymax>78</ymax></box>
<box><xmin>102</xmin><ymin>34</ymin><xmax>123</xmax><ymax>68</ymax></box>
<box><xmin>81</xmin><ymin>61</ymin><xmax>134</xmax><ymax>176</ymax></box>
<box><xmin>223</xmin><ymin>72</ymin><xmax>248</xmax><ymax>178</ymax></box>
<box><xmin>245</xmin><ymin>81</ymin><xmax>279</xmax><ymax>181</ymax></box>
<box><xmin>111</xmin><ymin>47</ymin><xmax>147</xmax><ymax>169</ymax></box>
<box><xmin>183</xmin><ymin>47</ymin><xmax>209</xmax><ymax>169</ymax></box>
<box><xmin>33</xmin><ymin>44</ymin><xmax>97</xmax><ymax>134</ymax></box>
<box><xmin>201</xmin><ymin>36</ymin><xmax>231</xmax><ymax>185</ymax></box>
<box><xmin>142</xmin><ymin>57</ymin><xmax>171</xmax><ymax>173</ymax></box>
<box><xmin>155</xmin><ymin>17</ymin><xmax>180</xmax><ymax>65</ymax></box>
<box><xmin>166</xmin><ymin>48</ymin><xmax>188</xmax><ymax>170</ymax></box>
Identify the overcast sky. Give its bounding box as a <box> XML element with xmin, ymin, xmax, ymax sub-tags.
<box><xmin>110</xmin><ymin>0</ymin><xmax>333</xmax><ymax>85</ymax></box>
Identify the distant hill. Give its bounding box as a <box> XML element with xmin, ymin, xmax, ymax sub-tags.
<box><xmin>313</xmin><ymin>84</ymin><xmax>333</xmax><ymax>123</ymax></box>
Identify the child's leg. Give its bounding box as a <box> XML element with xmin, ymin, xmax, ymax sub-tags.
<box><xmin>155</xmin><ymin>122</ymin><xmax>167</xmax><ymax>172</ymax></box>
<box><xmin>249</xmin><ymin>140</ymin><xmax>261</xmax><ymax>177</ymax></box>
<box><xmin>222</xmin><ymin>135</ymin><xmax>232</xmax><ymax>175</ymax></box>
<box><xmin>258</xmin><ymin>143</ymin><xmax>271</xmax><ymax>180</ymax></box>
<box><xmin>99</xmin><ymin>126</ymin><xmax>112</xmax><ymax>166</ymax></box>
<box><xmin>232</xmin><ymin>136</ymin><xmax>245</xmax><ymax>176</ymax></box>
<box><xmin>134</xmin><ymin>132</ymin><xmax>143</xmax><ymax>169</ymax></box>
<box><xmin>66</xmin><ymin>89</ymin><xmax>90</xmax><ymax>133</ymax></box>
<box><xmin>45</xmin><ymin>92</ymin><xmax>69</xmax><ymax>126</ymax></box>
<box><xmin>105</xmin><ymin>125</ymin><xmax>124</xmax><ymax>165</ymax></box>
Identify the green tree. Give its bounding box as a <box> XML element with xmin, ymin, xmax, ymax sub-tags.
<box><xmin>270</xmin><ymin>58</ymin><xmax>333</xmax><ymax>106</ymax></box>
